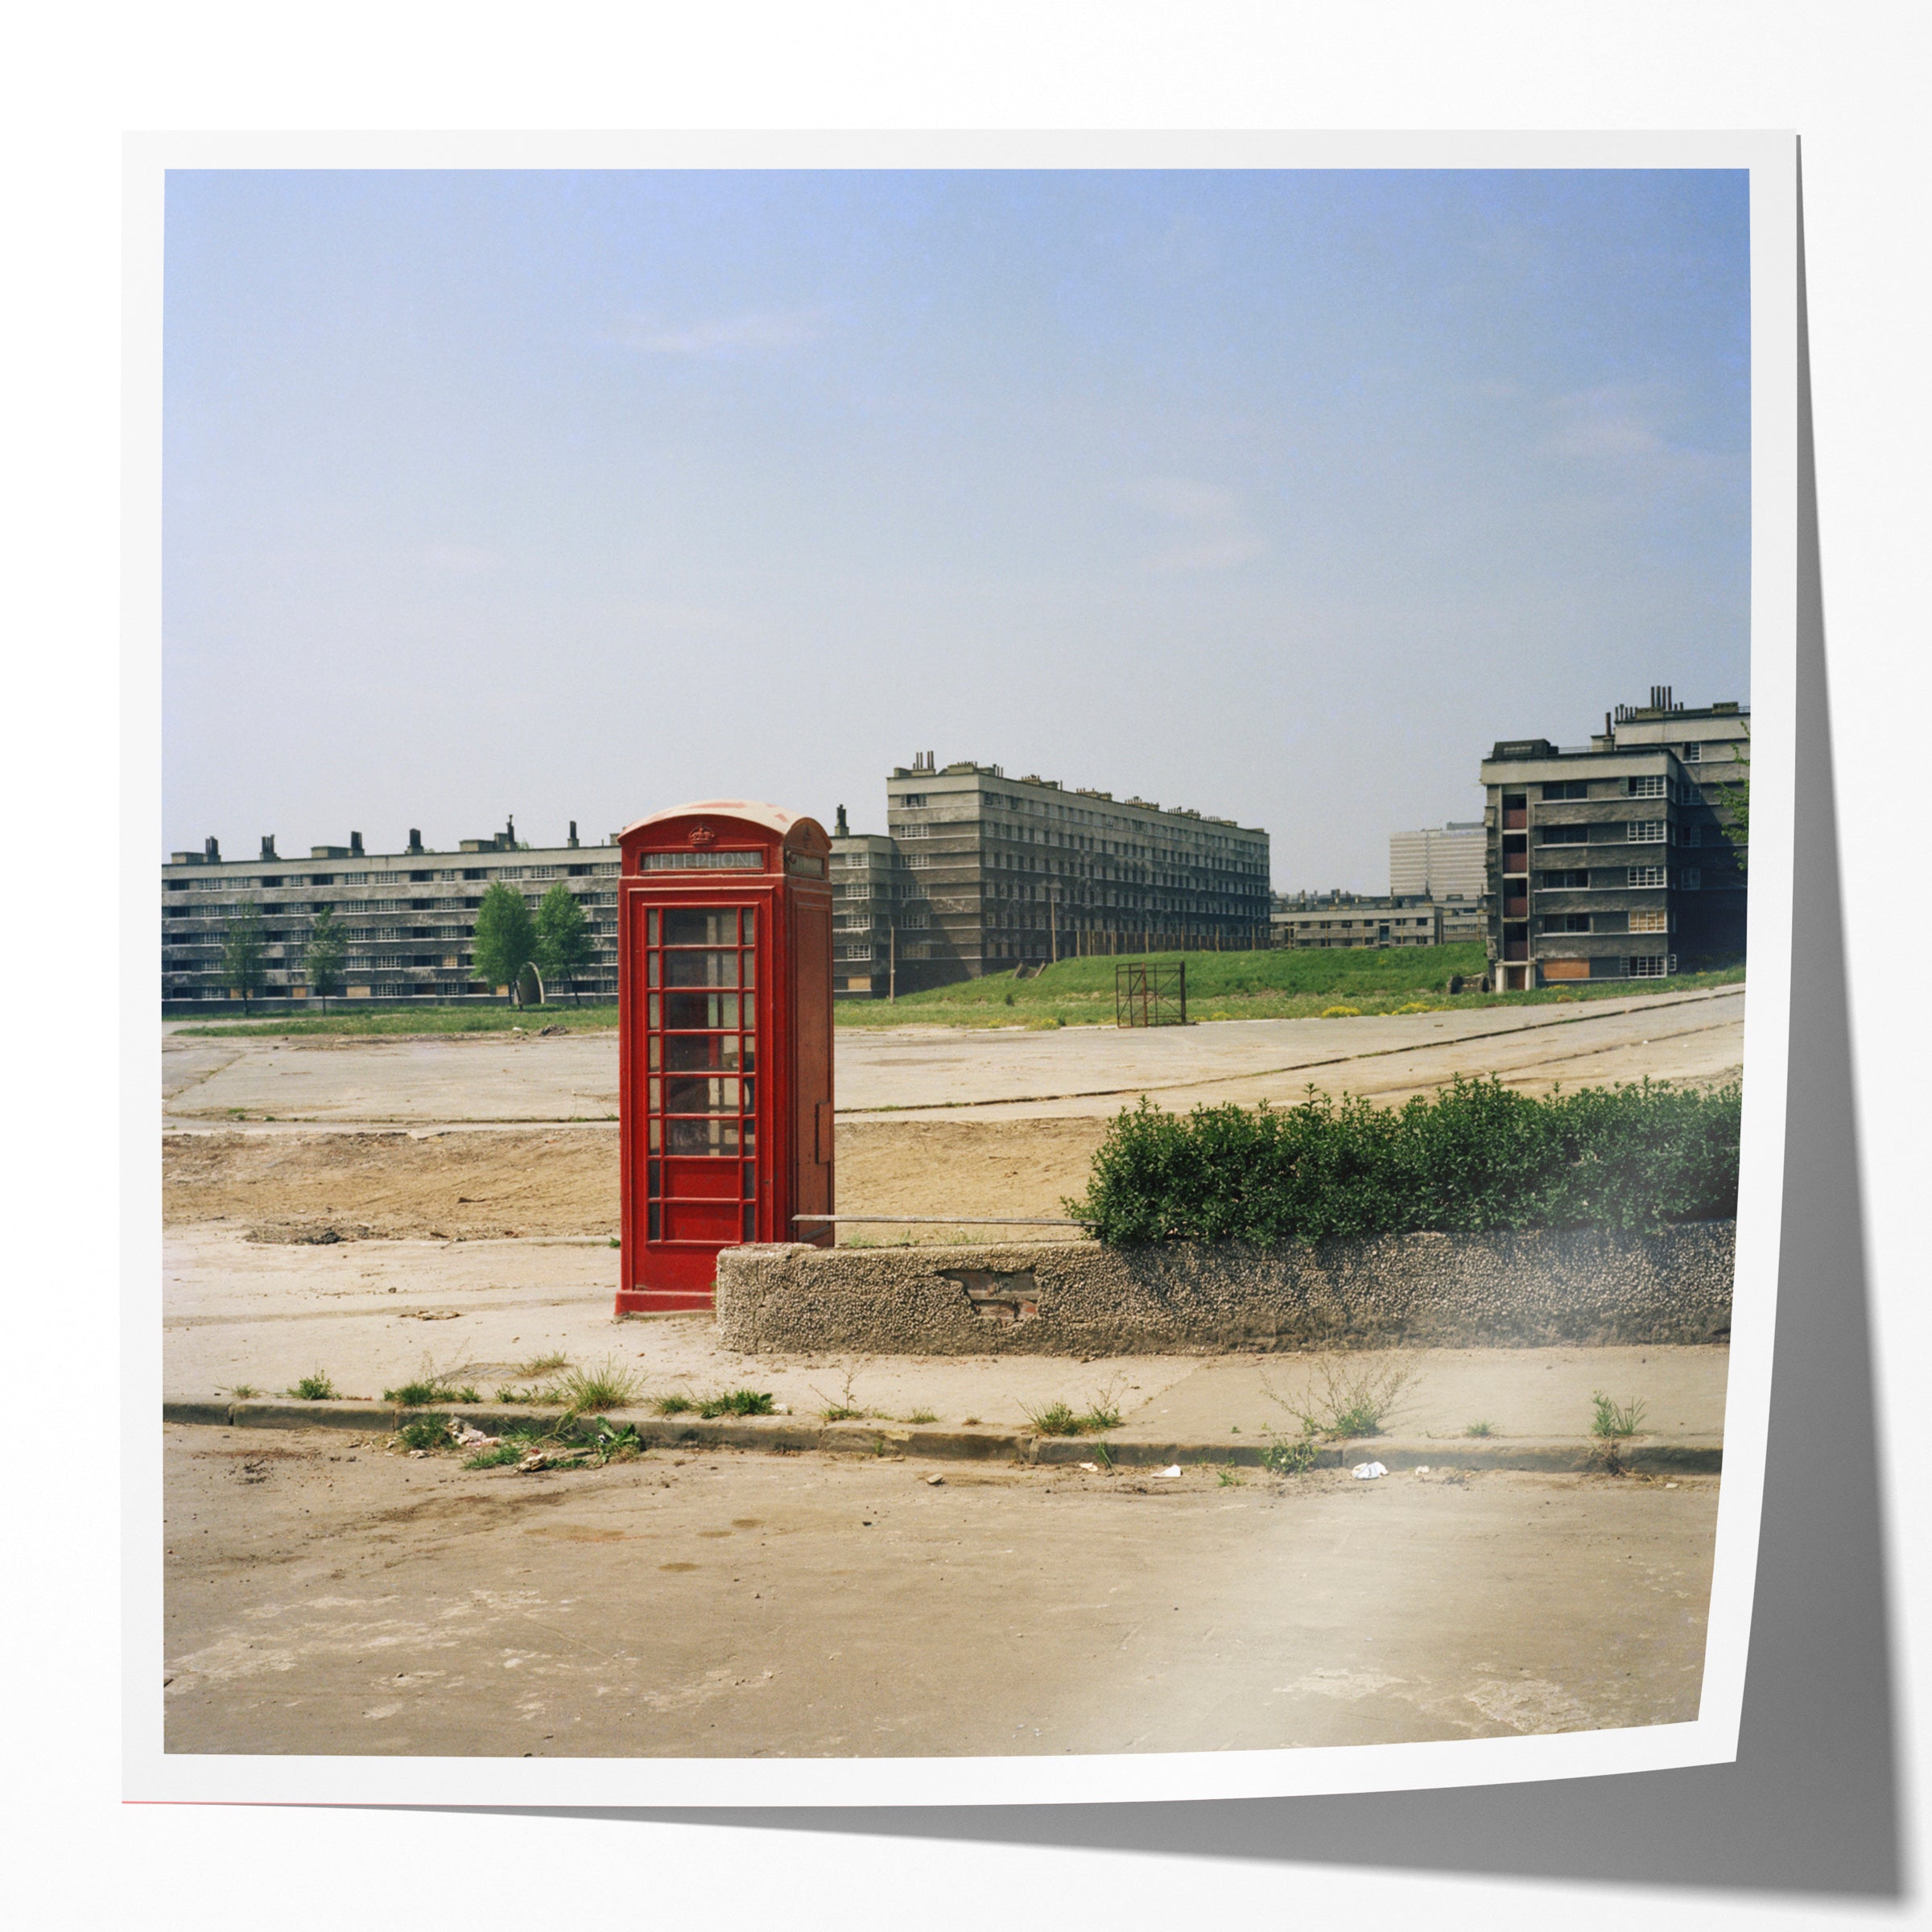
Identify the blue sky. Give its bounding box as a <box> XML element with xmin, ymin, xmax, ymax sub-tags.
<box><xmin>163</xmin><ymin>168</ymin><xmax>1749</xmax><ymax>888</ymax></box>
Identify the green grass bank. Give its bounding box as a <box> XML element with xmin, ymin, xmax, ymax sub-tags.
<box><xmin>172</xmin><ymin>947</ymin><xmax>1744</xmax><ymax>1038</ymax></box>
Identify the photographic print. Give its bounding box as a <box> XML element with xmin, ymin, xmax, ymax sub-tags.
<box><xmin>133</xmin><ymin>133</ymin><xmax>1796</xmax><ymax>1805</ymax></box>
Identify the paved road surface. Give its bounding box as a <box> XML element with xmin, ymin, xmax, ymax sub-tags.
<box><xmin>162</xmin><ymin>985</ymin><xmax>1744</xmax><ymax>1129</ymax></box>
<box><xmin>163</xmin><ymin>1427</ymin><xmax>1717</xmax><ymax>1757</ymax></box>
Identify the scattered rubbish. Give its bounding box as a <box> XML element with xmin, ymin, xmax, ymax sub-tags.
<box><xmin>407</xmin><ymin>1449</ymin><xmax>427</xmax><ymax>1460</ymax></box>
<box><xmin>1078</xmin><ymin>1461</ymin><xmax>1100</xmax><ymax>1472</ymax></box>
<box><xmin>1416</xmin><ymin>1465</ymin><xmax>1430</xmax><ymax>1475</ymax></box>
<box><xmin>451</xmin><ymin>1422</ymin><xmax>499</xmax><ymax>1448</ymax></box>
<box><xmin>538</xmin><ymin>1025</ymin><xmax>564</xmax><ymax>1037</ymax></box>
<box><xmin>1156</xmin><ymin>1465</ymin><xmax>1182</xmax><ymax>1479</ymax></box>
<box><xmin>517</xmin><ymin>1452</ymin><xmax>549</xmax><ymax>1473</ymax></box>
<box><xmin>1666</xmin><ymin>1482</ymin><xmax>1679</xmax><ymax>1489</ymax></box>
<box><xmin>925</xmin><ymin>1474</ymin><xmax>944</xmax><ymax>1486</ymax></box>
<box><xmin>1351</xmin><ymin>1461</ymin><xmax>1389</xmax><ymax>1480</ymax></box>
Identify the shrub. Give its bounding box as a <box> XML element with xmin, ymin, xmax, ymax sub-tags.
<box><xmin>290</xmin><ymin>1371</ymin><xmax>336</xmax><ymax>1401</ymax></box>
<box><xmin>1066</xmin><ymin>1076</ymin><xmax>1740</xmax><ymax>1245</ymax></box>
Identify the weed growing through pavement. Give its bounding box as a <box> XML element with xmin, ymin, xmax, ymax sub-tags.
<box><xmin>1217</xmin><ymin>1464</ymin><xmax>1245</xmax><ymax>1488</ymax></box>
<box><xmin>1465</xmin><ymin>1419</ymin><xmax>1496</xmax><ymax>1438</ymax></box>
<box><xmin>1264</xmin><ymin>1358</ymin><xmax>1417</xmax><ymax>1439</ymax></box>
<box><xmin>811</xmin><ymin>1365</ymin><xmax>869</xmax><ymax>1423</ymax></box>
<box><xmin>1023</xmin><ymin>1383</ymin><xmax>1125</xmax><ymax>1438</ymax></box>
<box><xmin>289</xmin><ymin>1371</ymin><xmax>337</xmax><ymax>1400</ymax></box>
<box><xmin>1591</xmin><ymin>1392</ymin><xmax>1649</xmax><ymax>1476</ymax></box>
<box><xmin>700</xmin><ymin>1388</ymin><xmax>776</xmax><ymax>1418</ymax></box>
<box><xmin>1024</xmin><ymin>1400</ymin><xmax>1082</xmax><ymax>1436</ymax></box>
<box><xmin>1261</xmin><ymin>1426</ymin><xmax>1321</xmax><ymax>1476</ymax></box>
<box><xmin>652</xmin><ymin>1392</ymin><xmax>696</xmax><ymax>1415</ymax></box>
<box><xmin>516</xmin><ymin>1351</ymin><xmax>571</xmax><ymax>1379</ymax></box>
<box><xmin>396</xmin><ymin>1413</ymin><xmax>452</xmax><ymax>1451</ymax></box>
<box><xmin>901</xmin><ymin>1408</ymin><xmax>939</xmax><ymax>1425</ymax></box>
<box><xmin>226</xmin><ymin>1383</ymin><xmax>259</xmax><ymax>1400</ymax></box>
<box><xmin>546</xmin><ymin>1356</ymin><xmax>640</xmax><ymax>1414</ymax></box>
<box><xmin>385</xmin><ymin>1377</ymin><xmax>480</xmax><ymax>1404</ymax></box>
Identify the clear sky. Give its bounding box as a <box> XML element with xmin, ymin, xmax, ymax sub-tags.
<box><xmin>163</xmin><ymin>167</ymin><xmax>1749</xmax><ymax>889</ymax></box>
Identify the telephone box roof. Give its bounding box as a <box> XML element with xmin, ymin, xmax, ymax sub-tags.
<box><xmin>619</xmin><ymin>801</ymin><xmax>825</xmax><ymax>847</ymax></box>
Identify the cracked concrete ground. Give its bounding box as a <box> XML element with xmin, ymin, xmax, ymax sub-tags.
<box><xmin>163</xmin><ymin>1426</ymin><xmax>1717</xmax><ymax>1757</ymax></box>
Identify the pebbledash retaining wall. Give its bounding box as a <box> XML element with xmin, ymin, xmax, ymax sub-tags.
<box><xmin>713</xmin><ymin>1223</ymin><xmax>1735</xmax><ymax>1356</ymax></box>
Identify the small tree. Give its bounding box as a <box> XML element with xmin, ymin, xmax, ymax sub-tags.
<box><xmin>1711</xmin><ymin>741</ymin><xmax>1750</xmax><ymax>875</ymax></box>
<box><xmin>221</xmin><ymin>900</ymin><xmax>267</xmax><ymax>1013</ymax></box>
<box><xmin>302</xmin><ymin>906</ymin><xmax>347</xmax><ymax>1013</ymax></box>
<box><xmin>471</xmin><ymin>881</ymin><xmax>538</xmax><ymax>1004</ymax></box>
<box><xmin>535</xmin><ymin>881</ymin><xmax>593</xmax><ymax>1005</ymax></box>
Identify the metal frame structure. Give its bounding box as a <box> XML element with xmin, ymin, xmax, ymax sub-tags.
<box><xmin>1115</xmin><ymin>960</ymin><xmax>1187</xmax><ymax>1028</ymax></box>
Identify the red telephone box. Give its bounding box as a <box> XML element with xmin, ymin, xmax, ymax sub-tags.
<box><xmin>616</xmin><ymin>802</ymin><xmax>834</xmax><ymax>1314</ymax></box>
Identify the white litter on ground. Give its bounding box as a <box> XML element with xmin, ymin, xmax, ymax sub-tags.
<box><xmin>1352</xmin><ymin>1461</ymin><xmax>1389</xmax><ymax>1480</ymax></box>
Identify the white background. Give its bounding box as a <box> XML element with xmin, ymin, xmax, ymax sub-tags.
<box><xmin>8</xmin><ymin>3</ymin><xmax>1926</xmax><ymax>1925</ymax></box>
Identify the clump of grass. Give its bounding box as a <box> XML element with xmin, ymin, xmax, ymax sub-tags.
<box><xmin>1265</xmin><ymin>1359</ymin><xmax>1417</xmax><ymax>1440</ymax></box>
<box><xmin>1591</xmin><ymin>1392</ymin><xmax>1649</xmax><ymax>1476</ymax></box>
<box><xmin>396</xmin><ymin>1413</ymin><xmax>452</xmax><ymax>1451</ymax></box>
<box><xmin>1217</xmin><ymin>1464</ymin><xmax>1244</xmax><ymax>1488</ymax></box>
<box><xmin>1024</xmin><ymin>1400</ymin><xmax>1082</xmax><ymax>1436</ymax></box>
<box><xmin>1262</xmin><ymin>1427</ymin><xmax>1321</xmax><ymax>1476</ymax></box>
<box><xmin>1394</xmin><ymin>1001</ymin><xmax>1435</xmax><ymax>1014</ymax></box>
<box><xmin>226</xmin><ymin>1383</ymin><xmax>260</xmax><ymax>1400</ymax></box>
<box><xmin>700</xmin><ymin>1388</ymin><xmax>776</xmax><ymax>1418</ymax></box>
<box><xmin>463</xmin><ymin>1443</ymin><xmax>526</xmax><ymax>1470</ymax></box>
<box><xmin>1321</xmin><ymin>1005</ymin><xmax>1363</xmax><ymax>1018</ymax></box>
<box><xmin>548</xmin><ymin>1356</ymin><xmax>641</xmax><ymax>1414</ymax></box>
<box><xmin>1465</xmin><ymin>1418</ymin><xmax>1496</xmax><ymax>1438</ymax></box>
<box><xmin>290</xmin><ymin>1371</ymin><xmax>336</xmax><ymax>1401</ymax></box>
<box><xmin>383</xmin><ymin>1375</ymin><xmax>479</xmax><ymax>1406</ymax></box>
<box><xmin>651</xmin><ymin>1392</ymin><xmax>696</xmax><ymax>1416</ymax></box>
<box><xmin>902</xmin><ymin>1408</ymin><xmax>939</xmax><ymax>1425</ymax></box>
<box><xmin>1022</xmin><ymin>1389</ymin><xmax>1123</xmax><ymax>1438</ymax></box>
<box><xmin>516</xmin><ymin>1351</ymin><xmax>570</xmax><ymax>1379</ymax></box>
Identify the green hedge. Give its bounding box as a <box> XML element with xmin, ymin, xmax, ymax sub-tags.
<box><xmin>1066</xmin><ymin>1077</ymin><xmax>1740</xmax><ymax>1245</ymax></box>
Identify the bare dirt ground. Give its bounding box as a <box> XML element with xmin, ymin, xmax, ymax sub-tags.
<box><xmin>163</xmin><ymin>1425</ymin><xmax>1717</xmax><ymax>1758</ymax></box>
<box><xmin>163</xmin><ymin>1118</ymin><xmax>1108</xmax><ymax>1244</ymax></box>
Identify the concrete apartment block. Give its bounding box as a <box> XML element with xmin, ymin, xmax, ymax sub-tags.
<box><xmin>161</xmin><ymin>819</ymin><xmax>621</xmax><ymax>1011</ymax></box>
<box><xmin>830</xmin><ymin>756</ymin><xmax>1271</xmax><ymax>997</ymax></box>
<box><xmin>1481</xmin><ymin>690</ymin><xmax>1749</xmax><ymax>993</ymax></box>
<box><xmin>1269</xmin><ymin>891</ymin><xmax>1443</xmax><ymax>950</ymax></box>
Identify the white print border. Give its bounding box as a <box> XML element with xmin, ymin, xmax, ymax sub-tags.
<box><xmin>122</xmin><ymin>126</ymin><xmax>1798</xmax><ymax>1810</ymax></box>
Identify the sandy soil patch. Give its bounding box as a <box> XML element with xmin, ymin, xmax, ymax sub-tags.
<box><xmin>163</xmin><ymin>1118</ymin><xmax>1111</xmax><ymax>1244</ymax></box>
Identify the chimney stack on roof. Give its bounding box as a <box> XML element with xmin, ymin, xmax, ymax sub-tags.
<box><xmin>260</xmin><ymin>835</ymin><xmax>276</xmax><ymax>861</ymax></box>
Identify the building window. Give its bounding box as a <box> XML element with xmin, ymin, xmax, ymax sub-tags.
<box><xmin>1628</xmin><ymin>866</ymin><xmax>1667</xmax><ymax>888</ymax></box>
<box><xmin>1539</xmin><ymin>824</ymin><xmax>1588</xmax><ymax>844</ymax></box>
<box><xmin>1628</xmin><ymin>820</ymin><xmax>1666</xmax><ymax>843</ymax></box>
<box><xmin>1632</xmin><ymin>955</ymin><xmax>1674</xmax><ymax>977</ymax></box>
<box><xmin>898</xmin><ymin>822</ymin><xmax>931</xmax><ymax>837</ymax></box>
<box><xmin>1682</xmin><ymin>744</ymin><xmax>1703</xmax><ymax>762</ymax></box>
<box><xmin>898</xmin><ymin>793</ymin><xmax>927</xmax><ymax>808</ymax></box>
<box><xmin>1631</xmin><ymin>909</ymin><xmax>1669</xmax><ymax>933</ymax></box>
<box><xmin>1679</xmin><ymin>869</ymin><xmax>1702</xmax><ymax>890</ymax></box>
<box><xmin>1628</xmin><ymin>774</ymin><xmax>1666</xmax><ymax>798</ymax></box>
<box><xmin>1546</xmin><ymin>913</ymin><xmax>1591</xmax><ymax>933</ymax></box>
<box><xmin>1542</xmin><ymin>780</ymin><xmax>1589</xmax><ymax>801</ymax></box>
